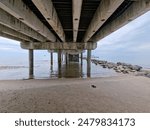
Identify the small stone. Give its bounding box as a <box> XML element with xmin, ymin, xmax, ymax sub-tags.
<box><xmin>91</xmin><ymin>85</ymin><xmax>96</xmax><ymax>88</ymax></box>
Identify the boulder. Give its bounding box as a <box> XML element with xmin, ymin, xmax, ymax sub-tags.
<box><xmin>107</xmin><ymin>64</ymin><xmax>114</xmax><ymax>69</ymax></box>
<box><xmin>102</xmin><ymin>65</ymin><xmax>107</xmax><ymax>68</ymax></box>
<box><xmin>131</xmin><ymin>65</ymin><xmax>142</xmax><ymax>71</ymax></box>
<box><xmin>145</xmin><ymin>73</ymin><xmax>150</xmax><ymax>78</ymax></box>
<box><xmin>116</xmin><ymin>70</ymin><xmax>121</xmax><ymax>73</ymax></box>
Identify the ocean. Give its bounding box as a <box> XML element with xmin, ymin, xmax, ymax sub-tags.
<box><xmin>0</xmin><ymin>52</ymin><xmax>119</xmax><ymax>80</ymax></box>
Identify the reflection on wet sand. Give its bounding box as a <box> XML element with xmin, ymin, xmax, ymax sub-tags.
<box><xmin>51</xmin><ymin>62</ymin><xmax>84</xmax><ymax>78</ymax></box>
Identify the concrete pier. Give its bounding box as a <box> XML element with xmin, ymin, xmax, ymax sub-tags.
<box><xmin>29</xmin><ymin>49</ymin><xmax>34</xmax><ymax>79</ymax></box>
<box><xmin>50</xmin><ymin>52</ymin><xmax>53</xmax><ymax>66</ymax></box>
<box><xmin>80</xmin><ymin>53</ymin><xmax>83</xmax><ymax>77</ymax></box>
<box><xmin>58</xmin><ymin>50</ymin><xmax>62</xmax><ymax>78</ymax></box>
<box><xmin>65</xmin><ymin>53</ymin><xmax>68</xmax><ymax>65</ymax></box>
<box><xmin>87</xmin><ymin>50</ymin><xmax>91</xmax><ymax>77</ymax></box>
<box><xmin>81</xmin><ymin>52</ymin><xmax>83</xmax><ymax>67</ymax></box>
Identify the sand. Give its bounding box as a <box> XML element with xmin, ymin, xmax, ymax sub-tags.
<box><xmin>0</xmin><ymin>75</ymin><xmax>150</xmax><ymax>113</ymax></box>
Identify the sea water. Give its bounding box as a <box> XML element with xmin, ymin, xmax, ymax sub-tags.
<box><xmin>0</xmin><ymin>51</ymin><xmax>119</xmax><ymax>80</ymax></box>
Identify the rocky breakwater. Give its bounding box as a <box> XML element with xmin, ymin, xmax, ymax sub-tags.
<box><xmin>91</xmin><ymin>59</ymin><xmax>150</xmax><ymax>78</ymax></box>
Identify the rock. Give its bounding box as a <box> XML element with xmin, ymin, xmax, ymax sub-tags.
<box><xmin>98</xmin><ymin>60</ymin><xmax>107</xmax><ymax>64</ymax></box>
<box><xmin>145</xmin><ymin>73</ymin><xmax>150</xmax><ymax>78</ymax></box>
<box><xmin>107</xmin><ymin>64</ymin><xmax>114</xmax><ymax>69</ymax></box>
<box><xmin>116</xmin><ymin>62</ymin><xmax>142</xmax><ymax>71</ymax></box>
<box><xmin>117</xmin><ymin>62</ymin><xmax>122</xmax><ymax>65</ymax></box>
<box><xmin>130</xmin><ymin>70</ymin><xmax>136</xmax><ymax>72</ymax></box>
<box><xmin>91</xmin><ymin>59</ymin><xmax>144</xmax><ymax>75</ymax></box>
<box><xmin>117</xmin><ymin>62</ymin><xmax>130</xmax><ymax>66</ymax></box>
<box><xmin>91</xmin><ymin>85</ymin><xmax>96</xmax><ymax>88</ymax></box>
<box><xmin>117</xmin><ymin>65</ymin><xmax>124</xmax><ymax>71</ymax></box>
<box><xmin>116</xmin><ymin>70</ymin><xmax>121</xmax><ymax>73</ymax></box>
<box><xmin>123</xmin><ymin>69</ymin><xmax>130</xmax><ymax>74</ymax></box>
<box><xmin>131</xmin><ymin>65</ymin><xmax>142</xmax><ymax>71</ymax></box>
<box><xmin>107</xmin><ymin>62</ymin><xmax>117</xmax><ymax>69</ymax></box>
<box><xmin>102</xmin><ymin>65</ymin><xmax>107</xmax><ymax>68</ymax></box>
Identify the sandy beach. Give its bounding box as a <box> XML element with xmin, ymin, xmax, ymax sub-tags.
<box><xmin>0</xmin><ymin>75</ymin><xmax>150</xmax><ymax>113</ymax></box>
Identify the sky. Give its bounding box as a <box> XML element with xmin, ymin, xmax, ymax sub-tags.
<box><xmin>0</xmin><ymin>11</ymin><xmax>150</xmax><ymax>67</ymax></box>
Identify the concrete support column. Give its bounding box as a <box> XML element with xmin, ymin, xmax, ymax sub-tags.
<box><xmin>50</xmin><ymin>52</ymin><xmax>53</xmax><ymax>73</ymax></box>
<box><xmin>65</xmin><ymin>53</ymin><xmax>68</xmax><ymax>65</ymax></box>
<box><xmin>58</xmin><ymin>50</ymin><xmax>62</xmax><ymax>78</ymax></box>
<box><xmin>62</xmin><ymin>53</ymin><xmax>64</xmax><ymax>62</ymax></box>
<box><xmin>80</xmin><ymin>52</ymin><xmax>83</xmax><ymax>77</ymax></box>
<box><xmin>29</xmin><ymin>49</ymin><xmax>34</xmax><ymax>79</ymax></box>
<box><xmin>87</xmin><ymin>50</ymin><xmax>91</xmax><ymax>78</ymax></box>
<box><xmin>50</xmin><ymin>52</ymin><xmax>53</xmax><ymax>66</ymax></box>
<box><xmin>81</xmin><ymin>52</ymin><xmax>83</xmax><ymax>67</ymax></box>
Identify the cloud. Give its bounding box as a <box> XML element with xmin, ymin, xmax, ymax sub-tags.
<box><xmin>96</xmin><ymin>11</ymin><xmax>150</xmax><ymax>54</ymax></box>
<box><xmin>0</xmin><ymin>47</ymin><xmax>13</xmax><ymax>51</ymax></box>
<box><xmin>0</xmin><ymin>37</ymin><xmax>26</xmax><ymax>53</ymax></box>
<box><xmin>126</xmin><ymin>43</ymin><xmax>150</xmax><ymax>52</ymax></box>
<box><xmin>93</xmin><ymin>11</ymin><xmax>150</xmax><ymax>67</ymax></box>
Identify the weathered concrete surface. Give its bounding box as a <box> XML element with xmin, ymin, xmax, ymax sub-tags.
<box><xmin>0</xmin><ymin>76</ymin><xmax>150</xmax><ymax>113</ymax></box>
<box><xmin>72</xmin><ymin>0</ymin><xmax>83</xmax><ymax>42</ymax></box>
<box><xmin>0</xmin><ymin>32</ymin><xmax>25</xmax><ymax>42</ymax></box>
<box><xmin>0</xmin><ymin>0</ymin><xmax>56</xmax><ymax>42</ymax></box>
<box><xmin>21</xmin><ymin>42</ymin><xmax>97</xmax><ymax>50</ymax></box>
<box><xmin>0</xmin><ymin>24</ymin><xmax>33</xmax><ymax>42</ymax></box>
<box><xmin>32</xmin><ymin>0</ymin><xmax>65</xmax><ymax>42</ymax></box>
<box><xmin>83</xmin><ymin>0</ymin><xmax>124</xmax><ymax>42</ymax></box>
<box><xmin>0</xmin><ymin>8</ymin><xmax>46</xmax><ymax>42</ymax></box>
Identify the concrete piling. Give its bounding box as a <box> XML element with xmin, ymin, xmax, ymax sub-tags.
<box><xmin>87</xmin><ymin>50</ymin><xmax>91</xmax><ymax>78</ymax></box>
<box><xmin>29</xmin><ymin>49</ymin><xmax>34</xmax><ymax>79</ymax></box>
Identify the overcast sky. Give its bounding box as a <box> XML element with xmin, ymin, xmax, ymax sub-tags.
<box><xmin>0</xmin><ymin>11</ymin><xmax>150</xmax><ymax>67</ymax></box>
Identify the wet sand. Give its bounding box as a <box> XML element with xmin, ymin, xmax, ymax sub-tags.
<box><xmin>0</xmin><ymin>75</ymin><xmax>150</xmax><ymax>113</ymax></box>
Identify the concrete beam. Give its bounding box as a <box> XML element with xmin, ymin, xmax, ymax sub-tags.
<box><xmin>0</xmin><ymin>0</ymin><xmax>56</xmax><ymax>42</ymax></box>
<box><xmin>72</xmin><ymin>0</ymin><xmax>83</xmax><ymax>42</ymax></box>
<box><xmin>0</xmin><ymin>8</ymin><xmax>46</xmax><ymax>42</ymax></box>
<box><xmin>0</xmin><ymin>24</ymin><xmax>33</xmax><ymax>41</ymax></box>
<box><xmin>32</xmin><ymin>0</ymin><xmax>65</xmax><ymax>42</ymax></box>
<box><xmin>21</xmin><ymin>42</ymin><xmax>97</xmax><ymax>50</ymax></box>
<box><xmin>92</xmin><ymin>0</ymin><xmax>150</xmax><ymax>42</ymax></box>
<box><xmin>83</xmin><ymin>0</ymin><xmax>124</xmax><ymax>42</ymax></box>
<box><xmin>0</xmin><ymin>31</ymin><xmax>23</xmax><ymax>42</ymax></box>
